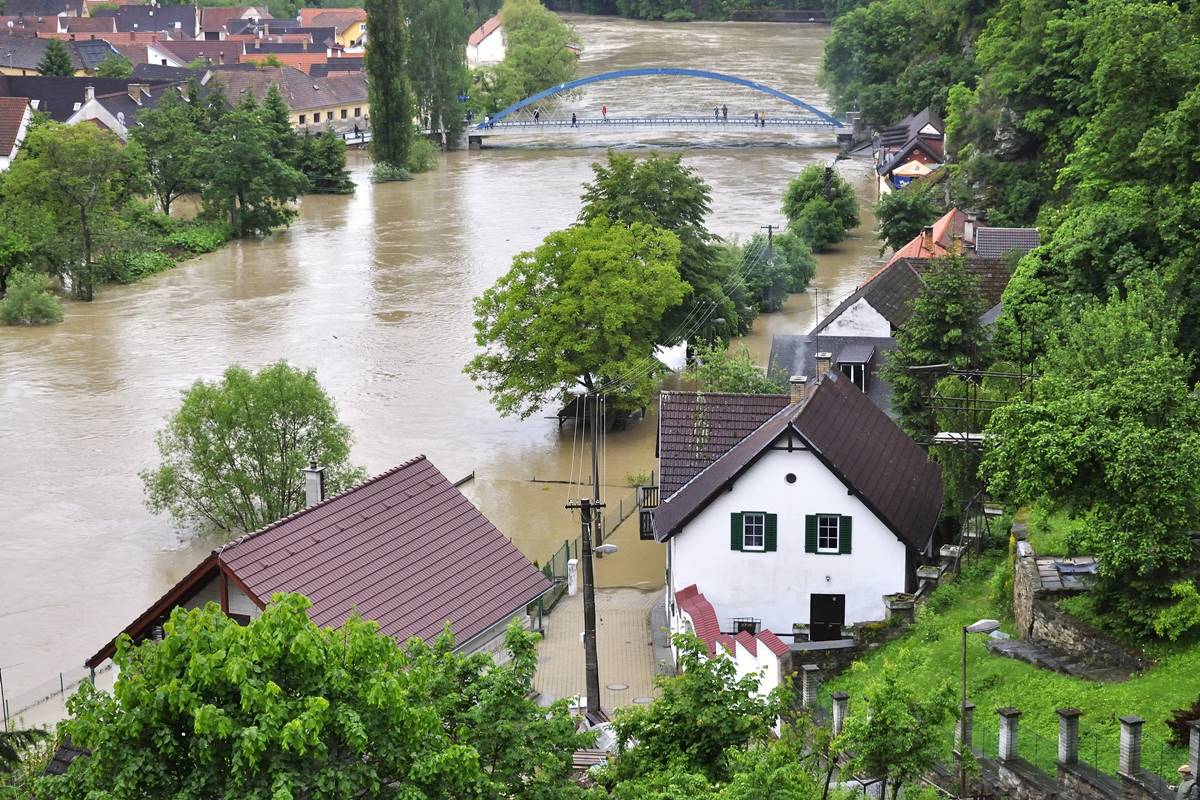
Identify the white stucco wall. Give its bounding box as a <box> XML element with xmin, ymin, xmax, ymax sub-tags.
<box><xmin>467</xmin><ymin>27</ymin><xmax>506</xmax><ymax>68</ymax></box>
<box><xmin>667</xmin><ymin>445</ymin><xmax>909</xmax><ymax>635</ymax></box>
<box><xmin>182</xmin><ymin>573</ymin><xmax>262</xmax><ymax>620</ymax></box>
<box><xmin>820</xmin><ymin>297</ymin><xmax>891</xmax><ymax>337</ymax></box>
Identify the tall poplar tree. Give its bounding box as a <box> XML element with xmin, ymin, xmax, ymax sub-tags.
<box><xmin>365</xmin><ymin>0</ymin><xmax>413</xmax><ymax>168</ymax></box>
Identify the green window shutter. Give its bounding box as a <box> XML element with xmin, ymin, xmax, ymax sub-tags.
<box><xmin>730</xmin><ymin>512</ymin><xmax>743</xmax><ymax>551</ymax></box>
<box><xmin>765</xmin><ymin>514</ymin><xmax>778</xmax><ymax>552</ymax></box>
<box><xmin>805</xmin><ymin>515</ymin><xmax>817</xmax><ymax>553</ymax></box>
<box><xmin>839</xmin><ymin>516</ymin><xmax>853</xmax><ymax>554</ymax></box>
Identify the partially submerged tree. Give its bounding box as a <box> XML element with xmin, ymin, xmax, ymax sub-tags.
<box><xmin>130</xmin><ymin>91</ymin><xmax>203</xmax><ymax>216</ymax></box>
<box><xmin>41</xmin><ymin>594</ymin><xmax>592</xmax><ymax>799</ymax></box>
<box><xmin>408</xmin><ymin>0</ymin><xmax>470</xmax><ymax>143</ymax></box>
<box><xmin>465</xmin><ymin>217</ymin><xmax>687</xmax><ymax>417</ymax></box>
<box><xmin>365</xmin><ymin>0</ymin><xmax>414</xmax><ymax>168</ymax></box>
<box><xmin>783</xmin><ymin>164</ymin><xmax>860</xmax><ymax>252</ymax></box>
<box><xmin>141</xmin><ymin>360</ymin><xmax>364</xmax><ymax>533</ymax></box>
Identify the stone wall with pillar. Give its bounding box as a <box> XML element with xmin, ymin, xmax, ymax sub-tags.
<box><xmin>800</xmin><ymin>664</ymin><xmax>820</xmax><ymax>708</ymax></box>
<box><xmin>831</xmin><ymin>692</ymin><xmax>848</xmax><ymax>736</ymax></box>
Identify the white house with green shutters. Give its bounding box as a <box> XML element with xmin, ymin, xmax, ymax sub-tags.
<box><xmin>653</xmin><ymin>373</ymin><xmax>943</xmax><ymax>643</ymax></box>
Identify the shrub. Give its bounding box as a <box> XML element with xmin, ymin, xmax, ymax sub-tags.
<box><xmin>405</xmin><ymin>137</ymin><xmax>439</xmax><ymax>174</ymax></box>
<box><xmin>1</xmin><ymin>272</ymin><xmax>63</xmax><ymax>325</ymax></box>
<box><xmin>98</xmin><ymin>251</ymin><xmax>177</xmax><ymax>284</ymax></box>
<box><xmin>663</xmin><ymin>8</ymin><xmax>696</xmax><ymax>21</ymax></box>
<box><xmin>370</xmin><ymin>162</ymin><xmax>413</xmax><ymax>183</ymax></box>
<box><xmin>164</xmin><ymin>223</ymin><xmax>231</xmax><ymax>254</ymax></box>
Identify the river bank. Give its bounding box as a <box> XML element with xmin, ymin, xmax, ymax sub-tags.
<box><xmin>0</xmin><ymin>16</ymin><xmax>883</xmax><ymax>696</ymax></box>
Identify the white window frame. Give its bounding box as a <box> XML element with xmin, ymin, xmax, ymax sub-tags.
<box><xmin>742</xmin><ymin>512</ymin><xmax>766</xmax><ymax>551</ymax></box>
<box><xmin>816</xmin><ymin>514</ymin><xmax>840</xmax><ymax>553</ymax></box>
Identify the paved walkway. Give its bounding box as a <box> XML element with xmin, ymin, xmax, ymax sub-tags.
<box><xmin>534</xmin><ymin>587</ymin><xmax>662</xmax><ymax>712</ymax></box>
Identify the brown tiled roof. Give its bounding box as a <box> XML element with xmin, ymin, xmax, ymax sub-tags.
<box><xmin>654</xmin><ymin>374</ymin><xmax>942</xmax><ymax>551</ymax></box>
<box><xmin>0</xmin><ymin>96</ymin><xmax>29</xmax><ymax>156</ymax></box>
<box><xmin>217</xmin><ymin>456</ymin><xmax>551</xmax><ymax>647</ymax></box>
<box><xmin>63</xmin><ymin>16</ymin><xmax>117</xmax><ymax>32</ymax></box>
<box><xmin>879</xmin><ymin>106</ymin><xmax>943</xmax><ymax>148</ymax></box>
<box><xmin>157</xmin><ymin>39</ymin><xmax>244</xmax><ymax>66</ymax></box>
<box><xmin>657</xmin><ymin>391</ymin><xmax>789</xmax><ymax>498</ymax></box>
<box><xmin>207</xmin><ymin>64</ymin><xmax>367</xmax><ymax>111</ymax></box>
<box><xmin>975</xmin><ymin>227</ymin><xmax>1040</xmax><ymax>259</ymax></box>
<box><xmin>301</xmin><ymin>8</ymin><xmax>365</xmax><ymax>33</ymax></box>
<box><xmin>200</xmin><ymin>6</ymin><xmax>271</xmax><ymax>33</ymax></box>
<box><xmin>812</xmin><ymin>259</ymin><xmax>925</xmax><ymax>335</ymax></box>
<box><xmin>85</xmin><ymin>456</ymin><xmax>551</xmax><ymax>666</ymax></box>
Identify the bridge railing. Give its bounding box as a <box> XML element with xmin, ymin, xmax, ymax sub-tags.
<box><xmin>477</xmin><ymin>116</ymin><xmax>842</xmax><ymax>131</ymax></box>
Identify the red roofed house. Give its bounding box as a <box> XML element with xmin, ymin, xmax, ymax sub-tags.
<box><xmin>875</xmin><ymin>106</ymin><xmax>945</xmax><ymax>195</ymax></box>
<box><xmin>0</xmin><ymin>96</ymin><xmax>31</xmax><ymax>171</ymax></box>
<box><xmin>653</xmin><ymin>373</ymin><xmax>943</xmax><ymax>649</ymax></box>
<box><xmin>85</xmin><ymin>455</ymin><xmax>553</xmax><ymax>670</ymax></box>
<box><xmin>674</xmin><ymin>584</ymin><xmax>790</xmax><ymax>696</ymax></box>
<box><xmin>467</xmin><ymin>14</ymin><xmax>504</xmax><ymax>68</ymax></box>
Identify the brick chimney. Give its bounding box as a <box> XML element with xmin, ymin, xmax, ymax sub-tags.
<box><xmin>964</xmin><ymin>213</ymin><xmax>978</xmax><ymax>248</ymax></box>
<box><xmin>83</xmin><ymin>84</ymin><xmax>95</xmax><ymax>103</ymax></box>
<box><xmin>789</xmin><ymin>375</ymin><xmax>809</xmax><ymax>404</ymax></box>
<box><xmin>128</xmin><ymin>83</ymin><xmax>149</xmax><ymax>104</ymax></box>
<box><xmin>815</xmin><ymin>351</ymin><xmax>832</xmax><ymax>376</ymax></box>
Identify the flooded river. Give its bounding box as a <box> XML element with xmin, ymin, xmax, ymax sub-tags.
<box><xmin>0</xmin><ymin>16</ymin><xmax>885</xmax><ymax>693</ymax></box>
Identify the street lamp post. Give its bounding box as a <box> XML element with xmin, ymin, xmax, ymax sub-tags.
<box><xmin>959</xmin><ymin>619</ymin><xmax>1000</xmax><ymax>799</ymax></box>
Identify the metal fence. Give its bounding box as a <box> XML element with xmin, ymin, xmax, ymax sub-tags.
<box><xmin>1</xmin><ymin>663</ymin><xmax>111</xmax><ymax>731</ymax></box>
<box><xmin>1141</xmin><ymin>731</ymin><xmax>1189</xmax><ymax>782</ymax></box>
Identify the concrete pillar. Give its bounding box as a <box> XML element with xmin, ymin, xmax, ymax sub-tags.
<box><xmin>957</xmin><ymin>702</ymin><xmax>975</xmax><ymax>754</ymax></box>
<box><xmin>998</xmin><ymin>708</ymin><xmax>1022</xmax><ymax>762</ymax></box>
<box><xmin>1057</xmin><ymin>708</ymin><xmax>1081</xmax><ymax>765</ymax></box>
<box><xmin>1119</xmin><ymin>716</ymin><xmax>1143</xmax><ymax>776</ymax></box>
<box><xmin>801</xmin><ymin>664</ymin><xmax>820</xmax><ymax>708</ymax></box>
<box><xmin>1189</xmin><ymin>720</ymin><xmax>1199</xmax><ymax>777</ymax></box>
<box><xmin>566</xmin><ymin>559</ymin><xmax>578</xmax><ymax>596</ymax></box>
<box><xmin>832</xmin><ymin>691</ymin><xmax>849</xmax><ymax>735</ymax></box>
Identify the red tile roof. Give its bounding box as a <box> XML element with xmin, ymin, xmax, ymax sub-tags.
<box><xmin>300</xmin><ymin>8</ymin><xmax>365</xmax><ymax>33</ymax></box>
<box><xmin>86</xmin><ymin>456</ymin><xmax>551</xmax><ymax>666</ymax></box>
<box><xmin>735</xmin><ymin>630</ymin><xmax>757</xmax><ymax>656</ymax></box>
<box><xmin>468</xmin><ymin>14</ymin><xmax>501</xmax><ymax>46</ymax></box>
<box><xmin>757</xmin><ymin>629</ymin><xmax>790</xmax><ymax>657</ymax></box>
<box><xmin>675</xmin><ymin>583</ymin><xmax>721</xmax><ymax>656</ymax></box>
<box><xmin>0</xmin><ymin>96</ymin><xmax>29</xmax><ymax>157</ymax></box>
<box><xmin>886</xmin><ymin>208</ymin><xmax>965</xmax><ymax>265</ymax></box>
<box><xmin>200</xmin><ymin>6</ymin><xmax>271</xmax><ymax>33</ymax></box>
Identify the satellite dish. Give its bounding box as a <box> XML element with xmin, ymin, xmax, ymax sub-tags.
<box><xmin>6</xmin><ymin>21</ymin><xmax>12</xmax><ymax>28</ymax></box>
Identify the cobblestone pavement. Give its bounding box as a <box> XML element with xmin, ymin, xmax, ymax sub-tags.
<box><xmin>534</xmin><ymin>587</ymin><xmax>662</xmax><ymax>712</ymax></box>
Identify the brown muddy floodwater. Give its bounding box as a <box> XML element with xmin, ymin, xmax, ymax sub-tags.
<box><xmin>0</xmin><ymin>15</ymin><xmax>886</xmax><ymax>693</ymax></box>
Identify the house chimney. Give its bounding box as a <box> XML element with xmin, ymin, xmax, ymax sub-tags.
<box><xmin>83</xmin><ymin>84</ymin><xmax>95</xmax><ymax>102</ymax></box>
<box><xmin>815</xmin><ymin>351</ymin><xmax>833</xmax><ymax>376</ymax></box>
<box><xmin>789</xmin><ymin>375</ymin><xmax>809</xmax><ymax>404</ymax></box>
<box><xmin>128</xmin><ymin>83</ymin><xmax>148</xmax><ymax>104</ymax></box>
<box><xmin>303</xmin><ymin>458</ymin><xmax>325</xmax><ymax>506</ymax></box>
<box><xmin>964</xmin><ymin>213</ymin><xmax>977</xmax><ymax>248</ymax></box>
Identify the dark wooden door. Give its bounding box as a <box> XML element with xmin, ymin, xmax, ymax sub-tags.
<box><xmin>809</xmin><ymin>593</ymin><xmax>845</xmax><ymax>641</ymax></box>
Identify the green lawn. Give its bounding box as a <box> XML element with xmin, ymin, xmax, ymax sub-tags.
<box><xmin>1023</xmin><ymin>503</ymin><xmax>1085</xmax><ymax>558</ymax></box>
<box><xmin>825</xmin><ymin>551</ymin><xmax>1197</xmax><ymax>781</ymax></box>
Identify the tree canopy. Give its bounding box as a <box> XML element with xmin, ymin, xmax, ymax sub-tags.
<box><xmin>468</xmin><ymin>0</ymin><xmax>579</xmax><ymax>115</ymax></box>
<box><xmin>685</xmin><ymin>344</ymin><xmax>785</xmax><ymax>394</ymax></box>
<box><xmin>37</xmin><ymin>39</ymin><xmax>75</xmax><ymax>77</ymax></box>
<box><xmin>465</xmin><ymin>217</ymin><xmax>687</xmax><ymax>417</ymax></box>
<box><xmin>875</xmin><ymin>184</ymin><xmax>943</xmax><ymax>254</ymax></box>
<box><xmin>40</xmin><ymin>594</ymin><xmax>594</xmax><ymax>800</ymax></box>
<box><xmin>782</xmin><ymin>164</ymin><xmax>860</xmax><ymax>252</ymax></box>
<box><xmin>365</xmin><ymin>0</ymin><xmax>415</xmax><ymax>168</ymax></box>
<box><xmin>141</xmin><ymin>360</ymin><xmax>364</xmax><ymax>534</ymax></box>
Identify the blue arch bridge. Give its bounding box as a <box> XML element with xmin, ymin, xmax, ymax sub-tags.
<box><xmin>467</xmin><ymin>67</ymin><xmax>853</xmax><ymax>147</ymax></box>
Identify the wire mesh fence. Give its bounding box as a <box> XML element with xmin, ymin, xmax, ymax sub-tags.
<box><xmin>1141</xmin><ymin>731</ymin><xmax>1189</xmax><ymax>783</ymax></box>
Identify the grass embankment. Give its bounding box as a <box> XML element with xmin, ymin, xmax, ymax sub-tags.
<box><xmin>826</xmin><ymin>547</ymin><xmax>1198</xmax><ymax>781</ymax></box>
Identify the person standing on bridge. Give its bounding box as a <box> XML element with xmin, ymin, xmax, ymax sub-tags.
<box><xmin>714</xmin><ymin>105</ymin><xmax>719</xmax><ymax>121</ymax></box>
<box><xmin>722</xmin><ymin>104</ymin><xmax>728</xmax><ymax>121</ymax></box>
<box><xmin>602</xmin><ymin>104</ymin><xmax>608</xmax><ymax>121</ymax></box>
<box><xmin>534</xmin><ymin>107</ymin><xmax>541</xmax><ymax>123</ymax></box>
<box><xmin>760</xmin><ymin>110</ymin><xmax>767</xmax><ymax>128</ymax></box>
<box><xmin>571</xmin><ymin>111</ymin><xmax>577</xmax><ymax>127</ymax></box>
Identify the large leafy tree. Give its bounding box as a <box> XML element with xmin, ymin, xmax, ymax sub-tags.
<box><xmin>37</xmin><ymin>39</ymin><xmax>75</xmax><ymax>76</ymax></box>
<box><xmin>579</xmin><ymin>151</ymin><xmax>740</xmax><ymax>341</ymax></box>
<box><xmin>200</xmin><ymin>95</ymin><xmax>305</xmax><ymax>237</ymax></box>
<box><xmin>408</xmin><ymin>0</ymin><xmax>470</xmax><ymax>142</ymax></box>
<box><xmin>882</xmin><ymin>255</ymin><xmax>986</xmax><ymax>439</ymax></box>
<box><xmin>141</xmin><ymin>360</ymin><xmax>365</xmax><ymax>533</ymax></box>
<box><xmin>685</xmin><ymin>344</ymin><xmax>784</xmax><ymax>394</ymax></box>
<box><xmin>40</xmin><ymin>594</ymin><xmax>591</xmax><ymax>799</ymax></box>
<box><xmin>4</xmin><ymin>122</ymin><xmax>143</xmax><ymax>301</ymax></box>
<box><xmin>982</xmin><ymin>288</ymin><xmax>1200</xmax><ymax>639</ymax></box>
<box><xmin>94</xmin><ymin>54</ymin><xmax>133</xmax><ymax>77</ymax></box>
<box><xmin>465</xmin><ymin>217</ymin><xmax>687</xmax><ymax>417</ymax></box>
<box><xmin>365</xmin><ymin>0</ymin><xmax>414</xmax><ymax>168</ymax></box>
<box><xmin>470</xmin><ymin>0</ymin><xmax>579</xmax><ymax>114</ymax></box>
<box><xmin>782</xmin><ymin>164</ymin><xmax>860</xmax><ymax>252</ymax></box>
<box><xmin>130</xmin><ymin>90</ymin><xmax>203</xmax><ymax>216</ymax></box>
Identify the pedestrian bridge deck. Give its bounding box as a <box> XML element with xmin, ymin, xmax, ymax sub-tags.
<box><xmin>475</xmin><ymin>115</ymin><xmax>849</xmax><ymax>136</ymax></box>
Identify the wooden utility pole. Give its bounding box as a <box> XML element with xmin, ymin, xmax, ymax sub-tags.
<box><xmin>565</xmin><ymin>392</ymin><xmax>604</xmax><ymax>721</ymax></box>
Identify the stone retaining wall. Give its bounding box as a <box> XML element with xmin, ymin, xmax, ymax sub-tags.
<box><xmin>1031</xmin><ymin>599</ymin><xmax>1148</xmax><ymax>673</ymax></box>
